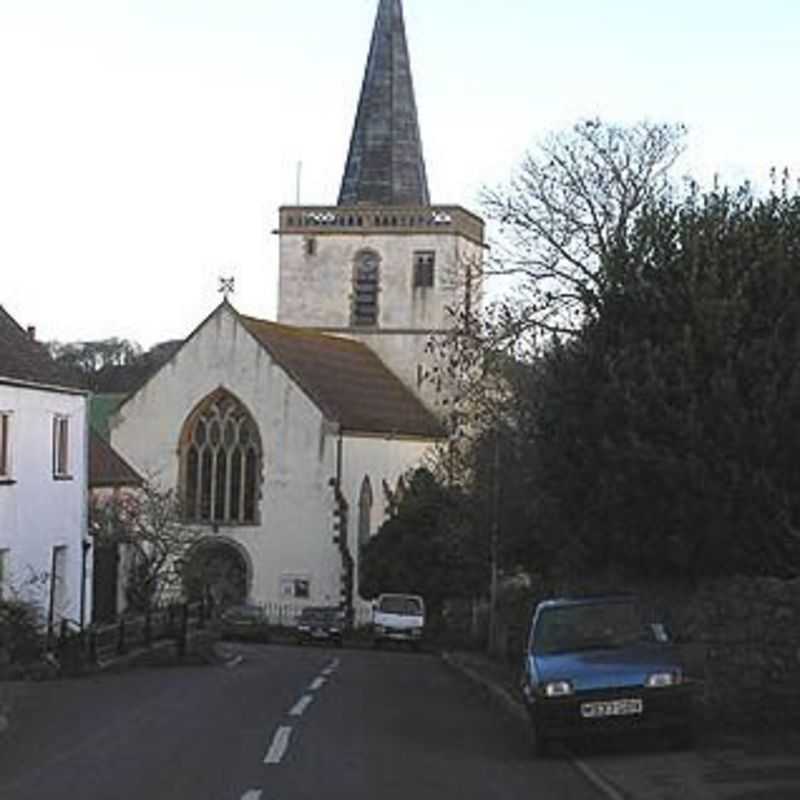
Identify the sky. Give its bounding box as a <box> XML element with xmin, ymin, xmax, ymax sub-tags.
<box><xmin>1</xmin><ymin>0</ymin><xmax>798</xmax><ymax>348</ymax></box>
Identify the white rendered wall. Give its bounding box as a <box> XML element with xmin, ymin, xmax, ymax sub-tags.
<box><xmin>278</xmin><ymin>231</ymin><xmax>483</xmax><ymax>408</ymax></box>
<box><xmin>0</xmin><ymin>383</ymin><xmax>89</xmax><ymax>622</ymax></box>
<box><xmin>109</xmin><ymin>304</ymin><xmax>347</xmax><ymax>608</ymax></box>
<box><xmin>339</xmin><ymin>434</ymin><xmax>434</xmax><ymax>614</ymax></box>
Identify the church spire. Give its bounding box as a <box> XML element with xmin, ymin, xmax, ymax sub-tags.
<box><xmin>338</xmin><ymin>0</ymin><xmax>430</xmax><ymax>207</ymax></box>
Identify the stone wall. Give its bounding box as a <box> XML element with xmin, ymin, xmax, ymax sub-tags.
<box><xmin>485</xmin><ymin>572</ymin><xmax>800</xmax><ymax>727</ymax></box>
<box><xmin>682</xmin><ymin>576</ymin><xmax>800</xmax><ymax>726</ymax></box>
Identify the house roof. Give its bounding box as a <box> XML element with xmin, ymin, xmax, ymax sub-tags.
<box><xmin>0</xmin><ymin>305</ymin><xmax>84</xmax><ymax>390</ymax></box>
<box><xmin>89</xmin><ymin>429</ymin><xmax>143</xmax><ymax>489</ymax></box>
<box><xmin>239</xmin><ymin>314</ymin><xmax>444</xmax><ymax>439</ymax></box>
<box><xmin>338</xmin><ymin>0</ymin><xmax>430</xmax><ymax>207</ymax></box>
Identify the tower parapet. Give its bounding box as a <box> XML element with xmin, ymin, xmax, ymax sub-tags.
<box><xmin>278</xmin><ymin>205</ymin><xmax>484</xmax><ymax>248</ymax></box>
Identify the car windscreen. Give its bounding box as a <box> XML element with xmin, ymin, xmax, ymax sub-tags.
<box><xmin>378</xmin><ymin>596</ymin><xmax>423</xmax><ymax>615</ymax></box>
<box><xmin>531</xmin><ymin>602</ymin><xmax>649</xmax><ymax>655</ymax></box>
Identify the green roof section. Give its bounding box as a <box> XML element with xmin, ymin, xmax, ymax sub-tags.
<box><xmin>90</xmin><ymin>393</ymin><xmax>127</xmax><ymax>440</ymax></box>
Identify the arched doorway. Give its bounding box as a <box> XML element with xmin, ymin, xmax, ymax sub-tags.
<box><xmin>183</xmin><ymin>538</ymin><xmax>250</xmax><ymax>610</ymax></box>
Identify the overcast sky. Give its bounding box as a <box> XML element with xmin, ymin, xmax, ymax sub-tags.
<box><xmin>1</xmin><ymin>0</ymin><xmax>798</xmax><ymax>347</ymax></box>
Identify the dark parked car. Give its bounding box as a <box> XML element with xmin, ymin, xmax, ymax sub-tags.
<box><xmin>295</xmin><ymin>607</ymin><xmax>345</xmax><ymax>647</ymax></box>
<box><xmin>520</xmin><ymin>595</ymin><xmax>694</xmax><ymax>755</ymax></box>
<box><xmin>219</xmin><ymin>604</ymin><xmax>270</xmax><ymax>642</ymax></box>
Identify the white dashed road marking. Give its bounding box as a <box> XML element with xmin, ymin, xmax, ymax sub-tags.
<box><xmin>289</xmin><ymin>695</ymin><xmax>314</xmax><ymax>717</ymax></box>
<box><xmin>309</xmin><ymin>677</ymin><xmax>326</xmax><ymax>691</ymax></box>
<box><xmin>241</xmin><ymin>791</ymin><xmax>262</xmax><ymax>800</ymax></box>
<box><xmin>569</xmin><ymin>757</ymin><xmax>627</xmax><ymax>800</ymax></box>
<box><xmin>264</xmin><ymin>726</ymin><xmax>293</xmax><ymax>765</ymax></box>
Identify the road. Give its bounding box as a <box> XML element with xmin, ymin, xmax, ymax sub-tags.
<box><xmin>0</xmin><ymin>644</ymin><xmax>604</xmax><ymax>800</ymax></box>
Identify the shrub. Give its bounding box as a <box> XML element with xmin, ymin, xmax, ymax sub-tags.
<box><xmin>0</xmin><ymin>599</ymin><xmax>45</xmax><ymax>665</ymax></box>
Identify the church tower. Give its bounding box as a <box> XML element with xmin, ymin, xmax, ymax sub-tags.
<box><xmin>276</xmin><ymin>0</ymin><xmax>484</xmax><ymax>412</ymax></box>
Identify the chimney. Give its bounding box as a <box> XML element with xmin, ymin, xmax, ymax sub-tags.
<box><xmin>26</xmin><ymin>326</ymin><xmax>36</xmax><ymax>341</ymax></box>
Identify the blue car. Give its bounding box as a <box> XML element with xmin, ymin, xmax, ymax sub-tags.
<box><xmin>521</xmin><ymin>595</ymin><xmax>694</xmax><ymax>755</ymax></box>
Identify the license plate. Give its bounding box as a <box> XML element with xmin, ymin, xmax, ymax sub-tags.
<box><xmin>312</xmin><ymin>630</ymin><xmax>328</xmax><ymax>638</ymax></box>
<box><xmin>580</xmin><ymin>698</ymin><xmax>643</xmax><ymax>719</ymax></box>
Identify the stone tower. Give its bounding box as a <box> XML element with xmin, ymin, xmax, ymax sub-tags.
<box><xmin>276</xmin><ymin>0</ymin><xmax>484</xmax><ymax>412</ymax></box>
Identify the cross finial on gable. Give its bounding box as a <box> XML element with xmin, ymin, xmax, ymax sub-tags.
<box><xmin>218</xmin><ymin>276</ymin><xmax>235</xmax><ymax>301</ymax></box>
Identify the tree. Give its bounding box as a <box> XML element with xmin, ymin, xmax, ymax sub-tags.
<box><xmin>527</xmin><ymin>176</ymin><xmax>800</xmax><ymax>579</ymax></box>
<box><xmin>481</xmin><ymin>118</ymin><xmax>687</xmax><ymax>348</ymax></box>
<box><xmin>359</xmin><ymin>469</ymin><xmax>487</xmax><ymax>617</ymax></box>
<box><xmin>47</xmin><ymin>338</ymin><xmax>181</xmax><ymax>393</ymax></box>
<box><xmin>90</xmin><ymin>482</ymin><xmax>200</xmax><ymax>612</ymax></box>
<box><xmin>428</xmin><ymin>120</ymin><xmax>689</xmax><ymax>517</ymax></box>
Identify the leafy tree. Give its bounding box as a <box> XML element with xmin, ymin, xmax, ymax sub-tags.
<box><xmin>48</xmin><ymin>338</ymin><xmax>181</xmax><ymax>393</ymax></box>
<box><xmin>359</xmin><ymin>469</ymin><xmax>487</xmax><ymax>617</ymax></box>
<box><xmin>528</xmin><ymin>176</ymin><xmax>800</xmax><ymax>579</ymax></box>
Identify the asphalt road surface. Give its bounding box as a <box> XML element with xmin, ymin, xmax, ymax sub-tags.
<box><xmin>0</xmin><ymin>644</ymin><xmax>604</xmax><ymax>800</ymax></box>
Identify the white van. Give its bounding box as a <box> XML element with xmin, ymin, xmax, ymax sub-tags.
<box><xmin>372</xmin><ymin>594</ymin><xmax>426</xmax><ymax>650</ymax></box>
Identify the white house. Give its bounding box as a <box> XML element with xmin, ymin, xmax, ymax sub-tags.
<box><xmin>0</xmin><ymin>305</ymin><xmax>91</xmax><ymax>629</ymax></box>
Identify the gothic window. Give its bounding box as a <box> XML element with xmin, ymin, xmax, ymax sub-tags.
<box><xmin>358</xmin><ymin>476</ymin><xmax>374</xmax><ymax>549</ymax></box>
<box><xmin>180</xmin><ymin>390</ymin><xmax>262</xmax><ymax>525</ymax></box>
<box><xmin>413</xmin><ymin>251</ymin><xmax>435</xmax><ymax>288</ymax></box>
<box><xmin>352</xmin><ymin>250</ymin><xmax>381</xmax><ymax>327</ymax></box>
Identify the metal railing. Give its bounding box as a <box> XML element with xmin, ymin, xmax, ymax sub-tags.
<box><xmin>261</xmin><ymin>602</ymin><xmax>373</xmax><ymax>629</ymax></box>
<box><xmin>52</xmin><ymin>601</ymin><xmax>210</xmax><ymax>668</ymax></box>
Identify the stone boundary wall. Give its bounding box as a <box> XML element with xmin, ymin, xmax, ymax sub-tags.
<box><xmin>472</xmin><ymin>572</ymin><xmax>800</xmax><ymax>727</ymax></box>
<box><xmin>681</xmin><ymin>576</ymin><xmax>800</xmax><ymax>725</ymax></box>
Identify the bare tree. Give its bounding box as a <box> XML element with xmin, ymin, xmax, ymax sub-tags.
<box><xmin>482</xmin><ymin>118</ymin><xmax>687</xmax><ymax>345</ymax></box>
<box><xmin>90</xmin><ymin>482</ymin><xmax>199</xmax><ymax>613</ymax></box>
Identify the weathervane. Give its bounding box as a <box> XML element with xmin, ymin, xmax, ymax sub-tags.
<box><xmin>218</xmin><ymin>276</ymin><xmax>235</xmax><ymax>301</ymax></box>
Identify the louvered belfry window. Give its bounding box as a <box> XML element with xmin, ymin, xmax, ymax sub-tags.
<box><xmin>182</xmin><ymin>390</ymin><xmax>262</xmax><ymax>525</ymax></box>
<box><xmin>352</xmin><ymin>250</ymin><xmax>381</xmax><ymax>327</ymax></box>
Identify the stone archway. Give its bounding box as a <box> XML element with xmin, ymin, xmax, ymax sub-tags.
<box><xmin>183</xmin><ymin>538</ymin><xmax>250</xmax><ymax>610</ymax></box>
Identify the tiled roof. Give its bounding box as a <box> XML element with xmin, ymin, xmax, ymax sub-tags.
<box><xmin>338</xmin><ymin>0</ymin><xmax>430</xmax><ymax>206</ymax></box>
<box><xmin>239</xmin><ymin>314</ymin><xmax>444</xmax><ymax>439</ymax></box>
<box><xmin>0</xmin><ymin>305</ymin><xmax>84</xmax><ymax>389</ymax></box>
<box><xmin>89</xmin><ymin>429</ymin><xmax>143</xmax><ymax>489</ymax></box>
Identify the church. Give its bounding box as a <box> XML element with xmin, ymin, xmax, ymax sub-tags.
<box><xmin>108</xmin><ymin>0</ymin><xmax>485</xmax><ymax>619</ymax></box>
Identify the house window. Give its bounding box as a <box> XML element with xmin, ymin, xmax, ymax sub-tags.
<box><xmin>180</xmin><ymin>389</ymin><xmax>262</xmax><ymax>525</ymax></box>
<box><xmin>0</xmin><ymin>412</ymin><xmax>10</xmax><ymax>479</ymax></box>
<box><xmin>52</xmin><ymin>416</ymin><xmax>70</xmax><ymax>479</ymax></box>
<box><xmin>413</xmin><ymin>251</ymin><xmax>435</xmax><ymax>288</ymax></box>
<box><xmin>280</xmin><ymin>574</ymin><xmax>310</xmax><ymax>600</ymax></box>
<box><xmin>351</xmin><ymin>250</ymin><xmax>380</xmax><ymax>327</ymax></box>
<box><xmin>52</xmin><ymin>545</ymin><xmax>68</xmax><ymax>615</ymax></box>
<box><xmin>0</xmin><ymin>549</ymin><xmax>9</xmax><ymax>599</ymax></box>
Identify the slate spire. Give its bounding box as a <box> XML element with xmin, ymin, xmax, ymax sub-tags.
<box><xmin>338</xmin><ymin>0</ymin><xmax>430</xmax><ymax>207</ymax></box>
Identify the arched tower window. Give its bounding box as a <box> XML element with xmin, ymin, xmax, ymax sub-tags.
<box><xmin>351</xmin><ymin>250</ymin><xmax>381</xmax><ymax>327</ymax></box>
<box><xmin>358</xmin><ymin>476</ymin><xmax>374</xmax><ymax>549</ymax></box>
<box><xmin>180</xmin><ymin>389</ymin><xmax>262</xmax><ymax>525</ymax></box>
